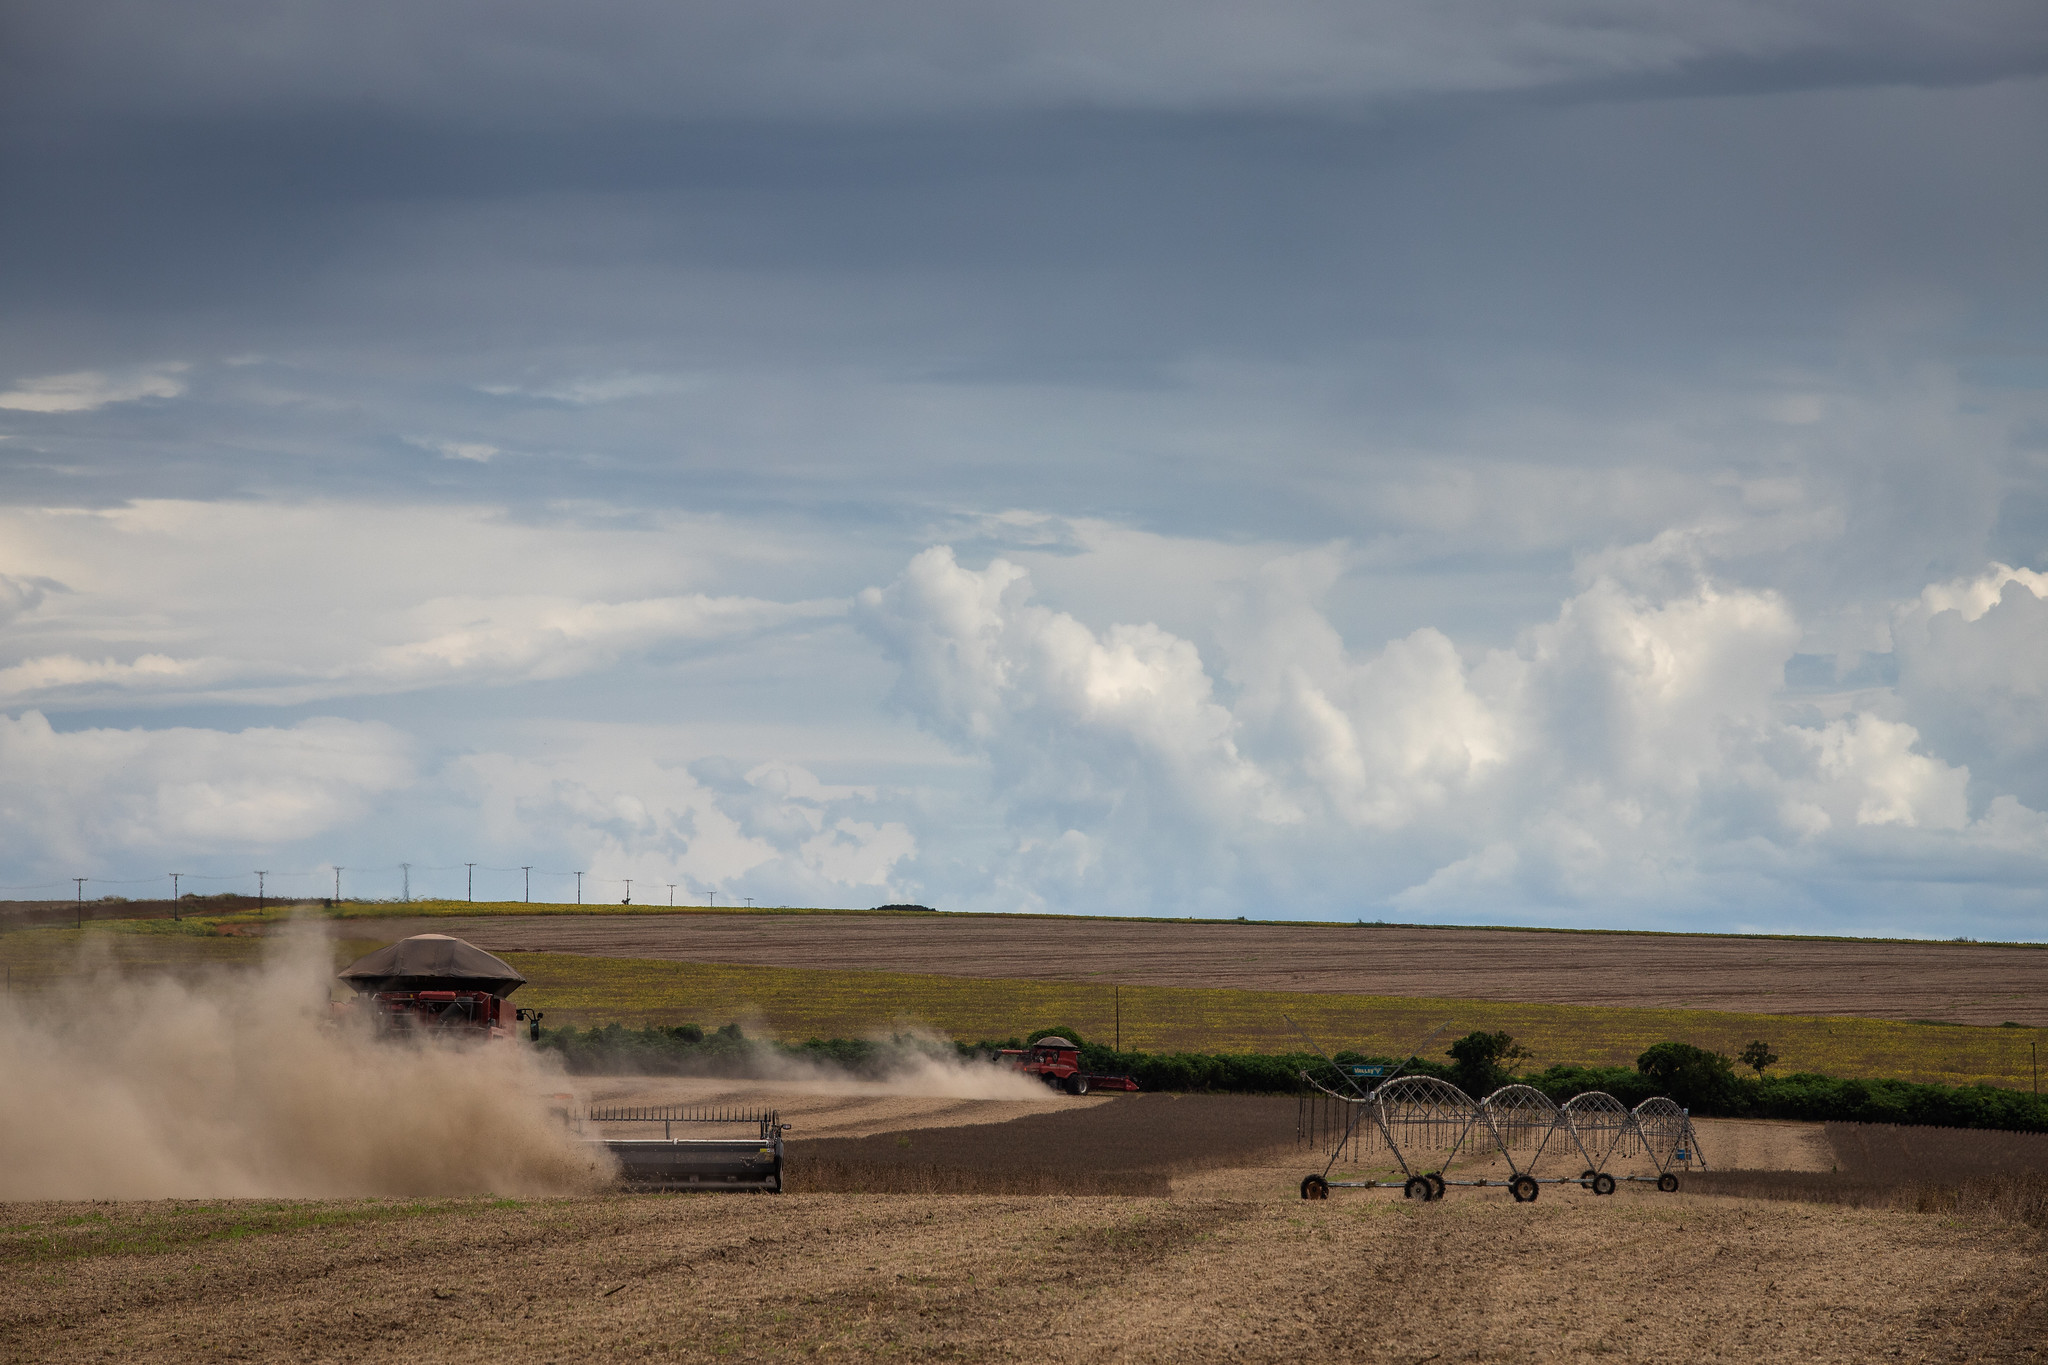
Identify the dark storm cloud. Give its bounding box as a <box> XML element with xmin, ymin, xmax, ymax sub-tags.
<box><xmin>5</xmin><ymin>0</ymin><xmax>2044</xmax><ymax>129</ymax></box>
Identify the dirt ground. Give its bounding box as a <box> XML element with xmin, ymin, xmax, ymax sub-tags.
<box><xmin>5</xmin><ymin>1083</ymin><xmax>2040</xmax><ymax>1363</ymax></box>
<box><xmin>349</xmin><ymin>913</ymin><xmax>2048</xmax><ymax>1024</ymax></box>
<box><xmin>6</xmin><ymin>1180</ymin><xmax>2041</xmax><ymax>1363</ymax></box>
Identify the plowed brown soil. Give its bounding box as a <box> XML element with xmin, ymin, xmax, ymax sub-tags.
<box><xmin>350</xmin><ymin>913</ymin><xmax>2048</xmax><ymax>1024</ymax></box>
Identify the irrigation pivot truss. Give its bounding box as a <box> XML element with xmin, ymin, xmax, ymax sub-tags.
<box><xmin>1297</xmin><ymin>1074</ymin><xmax>1707</xmax><ymax>1202</ymax></box>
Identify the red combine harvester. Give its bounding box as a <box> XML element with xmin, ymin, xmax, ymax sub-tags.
<box><xmin>996</xmin><ymin>1035</ymin><xmax>1140</xmax><ymax>1095</ymax></box>
<box><xmin>335</xmin><ymin>933</ymin><xmax>542</xmax><ymax>1041</ymax></box>
<box><xmin>336</xmin><ymin>933</ymin><xmax>781</xmax><ymax>1191</ymax></box>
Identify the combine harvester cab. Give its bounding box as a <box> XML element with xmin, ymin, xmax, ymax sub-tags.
<box><xmin>335</xmin><ymin>933</ymin><xmax>541</xmax><ymax>1041</ymax></box>
<box><xmin>996</xmin><ymin>1036</ymin><xmax>1140</xmax><ymax>1095</ymax></box>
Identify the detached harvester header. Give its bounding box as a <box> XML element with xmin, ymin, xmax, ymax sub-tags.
<box><xmin>335</xmin><ymin>933</ymin><xmax>785</xmax><ymax>1192</ymax></box>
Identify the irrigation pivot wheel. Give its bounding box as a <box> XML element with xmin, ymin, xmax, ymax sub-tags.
<box><xmin>1301</xmin><ymin>1175</ymin><xmax>1330</xmax><ymax>1200</ymax></box>
<box><xmin>1510</xmin><ymin>1174</ymin><xmax>1539</xmax><ymax>1203</ymax></box>
<box><xmin>1592</xmin><ymin>1172</ymin><xmax>1617</xmax><ymax>1196</ymax></box>
<box><xmin>1579</xmin><ymin>1168</ymin><xmax>1596</xmax><ymax>1190</ymax></box>
<box><xmin>1658</xmin><ymin>1172</ymin><xmax>1680</xmax><ymax>1193</ymax></box>
<box><xmin>1405</xmin><ymin>1175</ymin><xmax>1435</xmax><ymax>1201</ymax></box>
<box><xmin>1426</xmin><ymin>1172</ymin><xmax>1447</xmax><ymax>1200</ymax></box>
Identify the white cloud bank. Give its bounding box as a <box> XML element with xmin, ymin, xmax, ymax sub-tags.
<box><xmin>0</xmin><ymin>712</ymin><xmax>412</xmax><ymax>869</ymax></box>
<box><xmin>857</xmin><ymin>544</ymin><xmax>2048</xmax><ymax>925</ymax></box>
<box><xmin>3</xmin><ymin>503</ymin><xmax>2042</xmax><ymax>932</ymax></box>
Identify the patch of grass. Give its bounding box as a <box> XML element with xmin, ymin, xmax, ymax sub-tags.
<box><xmin>0</xmin><ymin>1198</ymin><xmax>473</xmax><ymax>1264</ymax></box>
<box><xmin>503</xmin><ymin>952</ymin><xmax>2048</xmax><ymax>1089</ymax></box>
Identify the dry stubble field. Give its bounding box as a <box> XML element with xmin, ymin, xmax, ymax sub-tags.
<box><xmin>6</xmin><ymin>1174</ymin><xmax>2043</xmax><ymax>1363</ymax></box>
<box><xmin>6</xmin><ymin>1093</ymin><xmax>2046</xmax><ymax>1365</ymax></box>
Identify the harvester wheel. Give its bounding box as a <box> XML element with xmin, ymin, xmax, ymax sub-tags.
<box><xmin>1066</xmin><ymin>1073</ymin><xmax>1090</xmax><ymax>1096</ymax></box>
<box><xmin>1427</xmin><ymin>1173</ymin><xmax>1447</xmax><ymax>1200</ymax></box>
<box><xmin>1510</xmin><ymin>1175</ymin><xmax>1539</xmax><ymax>1203</ymax></box>
<box><xmin>1301</xmin><ymin>1175</ymin><xmax>1330</xmax><ymax>1200</ymax></box>
<box><xmin>1658</xmin><ymin>1172</ymin><xmax>1680</xmax><ymax>1193</ymax></box>
<box><xmin>1592</xmin><ymin>1172</ymin><xmax>1616</xmax><ymax>1196</ymax></box>
<box><xmin>1404</xmin><ymin>1175</ymin><xmax>1433</xmax><ymax>1201</ymax></box>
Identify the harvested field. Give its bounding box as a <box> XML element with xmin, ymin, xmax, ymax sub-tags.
<box><xmin>4</xmin><ymin>1185</ymin><xmax>2042</xmax><ymax>1363</ymax></box>
<box><xmin>788</xmin><ymin>1094</ymin><xmax>1296</xmax><ymax>1195</ymax></box>
<box><xmin>6</xmin><ymin>1081</ymin><xmax>2045</xmax><ymax>1361</ymax></box>
<box><xmin>343</xmin><ymin>908</ymin><xmax>2048</xmax><ymax>1024</ymax></box>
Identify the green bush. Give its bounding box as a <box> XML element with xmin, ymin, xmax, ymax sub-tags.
<box><xmin>1635</xmin><ymin>1041</ymin><xmax>1741</xmax><ymax>1111</ymax></box>
<box><xmin>537</xmin><ymin>1022</ymin><xmax>2048</xmax><ymax>1132</ymax></box>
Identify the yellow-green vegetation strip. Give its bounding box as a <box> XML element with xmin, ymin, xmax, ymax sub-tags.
<box><xmin>0</xmin><ymin>924</ymin><xmax>266</xmax><ymax>987</ymax></box>
<box><xmin>328</xmin><ymin>899</ymin><xmax>938</xmax><ymax>921</ymax></box>
<box><xmin>0</xmin><ymin>1199</ymin><xmax>478</xmax><ymax>1264</ymax></box>
<box><xmin>508</xmin><ymin>951</ymin><xmax>2047</xmax><ymax>1090</ymax></box>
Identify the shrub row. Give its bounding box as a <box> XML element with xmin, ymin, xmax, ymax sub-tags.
<box><xmin>537</xmin><ymin>1022</ymin><xmax>2048</xmax><ymax>1133</ymax></box>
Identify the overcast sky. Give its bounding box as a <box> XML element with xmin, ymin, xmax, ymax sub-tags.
<box><xmin>2</xmin><ymin>1</ymin><xmax>2045</xmax><ymax>935</ymax></box>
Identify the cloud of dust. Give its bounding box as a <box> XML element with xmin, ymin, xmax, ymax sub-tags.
<box><xmin>734</xmin><ymin>1023</ymin><xmax>1056</xmax><ymax>1100</ymax></box>
<box><xmin>0</xmin><ymin>924</ymin><xmax>614</xmax><ymax>1199</ymax></box>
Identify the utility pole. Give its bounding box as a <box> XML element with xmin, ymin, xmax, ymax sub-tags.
<box><xmin>522</xmin><ymin>866</ymin><xmax>531</xmax><ymax>903</ymax></box>
<box><xmin>466</xmin><ymin>863</ymin><xmax>475</xmax><ymax>902</ymax></box>
<box><xmin>333</xmin><ymin>866</ymin><xmax>342</xmax><ymax>902</ymax></box>
<box><xmin>170</xmin><ymin>872</ymin><xmax>182</xmax><ymax>922</ymax></box>
<box><xmin>1115</xmin><ymin>984</ymin><xmax>1121</xmax><ymax>1053</ymax></box>
<box><xmin>73</xmin><ymin>877</ymin><xmax>85</xmax><ymax>929</ymax></box>
<box><xmin>575</xmin><ymin>871</ymin><xmax>582</xmax><ymax>904</ymax></box>
<box><xmin>744</xmin><ymin>896</ymin><xmax>753</xmax><ymax>908</ymax></box>
<box><xmin>256</xmin><ymin>871</ymin><xmax>267</xmax><ymax>909</ymax></box>
<box><xmin>623</xmin><ymin>878</ymin><xmax>633</xmax><ymax>905</ymax></box>
<box><xmin>667</xmin><ymin>883</ymin><xmax>676</xmax><ymax>906</ymax></box>
<box><xmin>707</xmin><ymin>890</ymin><xmax>717</xmax><ymax>908</ymax></box>
<box><xmin>401</xmin><ymin>863</ymin><xmax>411</xmax><ymax>902</ymax></box>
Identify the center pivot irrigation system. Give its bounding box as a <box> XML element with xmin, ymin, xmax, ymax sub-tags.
<box><xmin>1290</xmin><ymin>1021</ymin><xmax>1707</xmax><ymax>1203</ymax></box>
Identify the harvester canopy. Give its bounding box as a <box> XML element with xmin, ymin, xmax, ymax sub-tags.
<box><xmin>337</xmin><ymin>933</ymin><xmax>527</xmax><ymax>998</ymax></box>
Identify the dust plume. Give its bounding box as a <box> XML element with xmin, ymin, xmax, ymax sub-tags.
<box><xmin>755</xmin><ymin>1025</ymin><xmax>1058</xmax><ymax>1100</ymax></box>
<box><xmin>0</xmin><ymin>925</ymin><xmax>612</xmax><ymax>1199</ymax></box>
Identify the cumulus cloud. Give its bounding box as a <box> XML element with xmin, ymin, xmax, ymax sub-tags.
<box><xmin>0</xmin><ymin>364</ymin><xmax>187</xmax><ymax>412</ymax></box>
<box><xmin>857</xmin><ymin>543</ymin><xmax>2043</xmax><ymax>922</ymax></box>
<box><xmin>1891</xmin><ymin>563</ymin><xmax>2048</xmax><ymax>805</ymax></box>
<box><xmin>0</xmin><ymin>712</ymin><xmax>413</xmax><ymax>872</ymax></box>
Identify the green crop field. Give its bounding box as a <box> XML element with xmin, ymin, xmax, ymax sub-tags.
<box><xmin>3</xmin><ymin>913</ymin><xmax>2041</xmax><ymax>1090</ymax></box>
<box><xmin>500</xmin><ymin>951</ymin><xmax>2045</xmax><ymax>1090</ymax></box>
